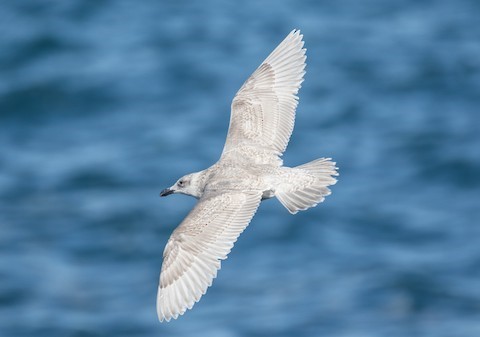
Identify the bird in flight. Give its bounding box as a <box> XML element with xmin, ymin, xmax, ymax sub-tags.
<box><xmin>157</xmin><ymin>29</ymin><xmax>338</xmax><ymax>322</ymax></box>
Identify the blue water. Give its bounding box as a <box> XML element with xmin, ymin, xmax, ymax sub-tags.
<box><xmin>1</xmin><ymin>1</ymin><xmax>480</xmax><ymax>336</ymax></box>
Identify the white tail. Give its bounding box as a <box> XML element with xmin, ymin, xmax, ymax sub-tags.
<box><xmin>276</xmin><ymin>158</ymin><xmax>338</xmax><ymax>214</ymax></box>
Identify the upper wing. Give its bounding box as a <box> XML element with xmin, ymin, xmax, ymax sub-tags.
<box><xmin>221</xmin><ymin>29</ymin><xmax>306</xmax><ymax>158</ymax></box>
<box><xmin>157</xmin><ymin>191</ymin><xmax>262</xmax><ymax>322</ymax></box>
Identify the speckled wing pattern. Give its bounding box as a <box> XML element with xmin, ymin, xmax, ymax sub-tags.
<box><xmin>157</xmin><ymin>191</ymin><xmax>262</xmax><ymax>322</ymax></box>
<box><xmin>222</xmin><ymin>29</ymin><xmax>306</xmax><ymax>158</ymax></box>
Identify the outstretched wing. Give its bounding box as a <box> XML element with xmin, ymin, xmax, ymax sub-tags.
<box><xmin>157</xmin><ymin>191</ymin><xmax>262</xmax><ymax>322</ymax></box>
<box><xmin>221</xmin><ymin>29</ymin><xmax>306</xmax><ymax>158</ymax></box>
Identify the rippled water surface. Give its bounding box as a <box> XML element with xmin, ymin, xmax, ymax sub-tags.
<box><xmin>1</xmin><ymin>1</ymin><xmax>480</xmax><ymax>336</ymax></box>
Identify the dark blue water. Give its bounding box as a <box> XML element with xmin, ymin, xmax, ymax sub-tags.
<box><xmin>1</xmin><ymin>1</ymin><xmax>480</xmax><ymax>336</ymax></box>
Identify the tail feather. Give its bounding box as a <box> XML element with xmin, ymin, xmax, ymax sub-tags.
<box><xmin>276</xmin><ymin>158</ymin><xmax>338</xmax><ymax>214</ymax></box>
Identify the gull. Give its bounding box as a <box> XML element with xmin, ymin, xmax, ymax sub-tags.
<box><xmin>157</xmin><ymin>29</ymin><xmax>338</xmax><ymax>322</ymax></box>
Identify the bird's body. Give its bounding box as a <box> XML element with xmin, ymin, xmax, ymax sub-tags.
<box><xmin>156</xmin><ymin>30</ymin><xmax>338</xmax><ymax>322</ymax></box>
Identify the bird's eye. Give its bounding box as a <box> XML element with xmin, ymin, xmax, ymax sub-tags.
<box><xmin>178</xmin><ymin>180</ymin><xmax>184</xmax><ymax>187</ymax></box>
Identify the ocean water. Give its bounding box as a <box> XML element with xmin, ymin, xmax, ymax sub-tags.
<box><xmin>1</xmin><ymin>1</ymin><xmax>480</xmax><ymax>336</ymax></box>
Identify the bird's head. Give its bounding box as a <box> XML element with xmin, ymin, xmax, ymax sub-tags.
<box><xmin>160</xmin><ymin>171</ymin><xmax>206</xmax><ymax>199</ymax></box>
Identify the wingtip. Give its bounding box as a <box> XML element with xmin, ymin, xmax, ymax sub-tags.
<box><xmin>287</xmin><ymin>29</ymin><xmax>306</xmax><ymax>56</ymax></box>
<box><xmin>290</xmin><ymin>28</ymin><xmax>301</xmax><ymax>35</ymax></box>
<box><xmin>289</xmin><ymin>29</ymin><xmax>303</xmax><ymax>41</ymax></box>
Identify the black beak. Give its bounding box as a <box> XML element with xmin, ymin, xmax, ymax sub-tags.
<box><xmin>159</xmin><ymin>188</ymin><xmax>174</xmax><ymax>197</ymax></box>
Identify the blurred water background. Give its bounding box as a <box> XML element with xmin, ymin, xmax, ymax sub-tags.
<box><xmin>1</xmin><ymin>1</ymin><xmax>480</xmax><ymax>336</ymax></box>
